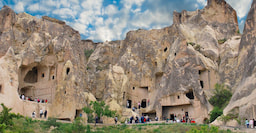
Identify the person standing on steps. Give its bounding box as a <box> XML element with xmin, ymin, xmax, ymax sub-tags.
<box><xmin>40</xmin><ymin>109</ymin><xmax>43</xmax><ymax>118</ymax></box>
<box><xmin>114</xmin><ymin>116</ymin><xmax>118</xmax><ymax>124</ymax></box>
<box><xmin>44</xmin><ymin>110</ymin><xmax>47</xmax><ymax>118</ymax></box>
<box><xmin>32</xmin><ymin>111</ymin><xmax>36</xmax><ymax>118</ymax></box>
<box><xmin>245</xmin><ymin>119</ymin><xmax>249</xmax><ymax>128</ymax></box>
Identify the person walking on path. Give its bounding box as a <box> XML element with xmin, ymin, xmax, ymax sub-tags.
<box><xmin>44</xmin><ymin>110</ymin><xmax>47</xmax><ymax>118</ymax></box>
<box><xmin>40</xmin><ymin>109</ymin><xmax>43</xmax><ymax>118</ymax></box>
<box><xmin>250</xmin><ymin>119</ymin><xmax>254</xmax><ymax>128</ymax></box>
<box><xmin>245</xmin><ymin>119</ymin><xmax>249</xmax><ymax>128</ymax></box>
<box><xmin>114</xmin><ymin>116</ymin><xmax>118</xmax><ymax>124</ymax></box>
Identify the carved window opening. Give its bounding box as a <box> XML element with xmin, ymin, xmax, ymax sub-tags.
<box><xmin>199</xmin><ymin>70</ymin><xmax>201</xmax><ymax>75</ymax></box>
<box><xmin>186</xmin><ymin>90</ymin><xmax>194</xmax><ymax>99</ymax></box>
<box><xmin>174</xmin><ymin>53</ymin><xmax>176</xmax><ymax>56</ymax></box>
<box><xmin>0</xmin><ymin>85</ymin><xmax>2</xmax><ymax>93</ymax></box>
<box><xmin>155</xmin><ymin>62</ymin><xmax>157</xmax><ymax>66</ymax></box>
<box><xmin>24</xmin><ymin>67</ymin><xmax>38</xmax><ymax>83</ymax></box>
<box><xmin>42</xmin><ymin>73</ymin><xmax>44</xmax><ymax>77</ymax></box>
<box><xmin>177</xmin><ymin>95</ymin><xmax>180</xmax><ymax>99</ymax></box>
<box><xmin>127</xmin><ymin>100</ymin><xmax>132</xmax><ymax>108</ymax></box>
<box><xmin>64</xmin><ymin>91</ymin><xmax>66</xmax><ymax>94</ymax></box>
<box><xmin>66</xmin><ymin>68</ymin><xmax>70</xmax><ymax>75</ymax></box>
<box><xmin>52</xmin><ymin>76</ymin><xmax>55</xmax><ymax>80</ymax></box>
<box><xmin>133</xmin><ymin>87</ymin><xmax>135</xmax><ymax>90</ymax></box>
<box><xmin>141</xmin><ymin>99</ymin><xmax>147</xmax><ymax>108</ymax></box>
<box><xmin>75</xmin><ymin>109</ymin><xmax>83</xmax><ymax>119</ymax></box>
<box><xmin>164</xmin><ymin>47</ymin><xmax>168</xmax><ymax>52</ymax></box>
<box><xmin>200</xmin><ymin>81</ymin><xmax>204</xmax><ymax>88</ymax></box>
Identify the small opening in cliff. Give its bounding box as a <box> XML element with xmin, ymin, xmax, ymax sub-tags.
<box><xmin>0</xmin><ymin>85</ymin><xmax>2</xmax><ymax>93</ymax></box>
<box><xmin>42</xmin><ymin>73</ymin><xmax>44</xmax><ymax>77</ymax></box>
<box><xmin>127</xmin><ymin>100</ymin><xmax>132</xmax><ymax>108</ymax></box>
<box><xmin>64</xmin><ymin>91</ymin><xmax>66</xmax><ymax>94</ymax></box>
<box><xmin>24</xmin><ymin>67</ymin><xmax>38</xmax><ymax>83</ymax></box>
<box><xmin>175</xmin><ymin>53</ymin><xmax>176</xmax><ymax>56</ymax></box>
<box><xmin>133</xmin><ymin>87</ymin><xmax>135</xmax><ymax>90</ymax></box>
<box><xmin>164</xmin><ymin>47</ymin><xmax>168</xmax><ymax>52</ymax></box>
<box><xmin>199</xmin><ymin>70</ymin><xmax>201</xmax><ymax>75</ymax></box>
<box><xmin>75</xmin><ymin>109</ymin><xmax>83</xmax><ymax>119</ymax></box>
<box><xmin>141</xmin><ymin>99</ymin><xmax>147</xmax><ymax>108</ymax></box>
<box><xmin>66</xmin><ymin>68</ymin><xmax>70</xmax><ymax>75</ymax></box>
<box><xmin>57</xmin><ymin>118</ymin><xmax>71</xmax><ymax>121</ymax></box>
<box><xmin>186</xmin><ymin>90</ymin><xmax>194</xmax><ymax>99</ymax></box>
<box><xmin>200</xmin><ymin>81</ymin><xmax>204</xmax><ymax>88</ymax></box>
<box><xmin>52</xmin><ymin>76</ymin><xmax>55</xmax><ymax>80</ymax></box>
<box><xmin>177</xmin><ymin>95</ymin><xmax>180</xmax><ymax>99</ymax></box>
<box><xmin>155</xmin><ymin>62</ymin><xmax>157</xmax><ymax>66</ymax></box>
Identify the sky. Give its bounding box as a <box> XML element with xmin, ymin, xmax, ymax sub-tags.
<box><xmin>0</xmin><ymin>0</ymin><xmax>253</xmax><ymax>42</ymax></box>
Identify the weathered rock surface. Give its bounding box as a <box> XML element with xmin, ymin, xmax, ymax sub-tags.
<box><xmin>224</xmin><ymin>0</ymin><xmax>256</xmax><ymax>120</ymax></box>
<box><xmin>0</xmin><ymin>0</ymin><xmax>254</xmax><ymax>125</ymax></box>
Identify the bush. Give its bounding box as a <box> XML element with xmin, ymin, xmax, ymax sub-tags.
<box><xmin>209</xmin><ymin>84</ymin><xmax>232</xmax><ymax>109</ymax></box>
<box><xmin>84</xmin><ymin>49</ymin><xmax>94</xmax><ymax>59</ymax></box>
<box><xmin>210</xmin><ymin>107</ymin><xmax>223</xmax><ymax>123</ymax></box>
<box><xmin>218</xmin><ymin>38</ymin><xmax>227</xmax><ymax>44</ymax></box>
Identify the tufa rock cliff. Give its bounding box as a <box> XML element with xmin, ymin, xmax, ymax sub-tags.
<box><xmin>0</xmin><ymin>0</ymin><xmax>255</xmax><ymax>124</ymax></box>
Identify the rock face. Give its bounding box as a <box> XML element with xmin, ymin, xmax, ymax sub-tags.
<box><xmin>223</xmin><ymin>0</ymin><xmax>256</xmax><ymax>120</ymax></box>
<box><xmin>0</xmin><ymin>0</ymin><xmax>254</xmax><ymax>124</ymax></box>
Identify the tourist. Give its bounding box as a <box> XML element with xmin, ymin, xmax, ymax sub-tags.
<box><xmin>44</xmin><ymin>110</ymin><xmax>47</xmax><ymax>118</ymax></box>
<box><xmin>245</xmin><ymin>119</ymin><xmax>249</xmax><ymax>128</ymax></box>
<box><xmin>132</xmin><ymin>107</ymin><xmax>135</xmax><ymax>112</ymax></box>
<box><xmin>138</xmin><ymin>102</ymin><xmax>141</xmax><ymax>109</ymax></box>
<box><xmin>130</xmin><ymin>116</ymin><xmax>134</xmax><ymax>124</ymax></box>
<box><xmin>250</xmin><ymin>119</ymin><xmax>254</xmax><ymax>128</ymax></box>
<box><xmin>40</xmin><ymin>109</ymin><xmax>43</xmax><ymax>118</ymax></box>
<box><xmin>155</xmin><ymin>116</ymin><xmax>158</xmax><ymax>121</ymax></box>
<box><xmin>141</xmin><ymin>116</ymin><xmax>144</xmax><ymax>123</ymax></box>
<box><xmin>254</xmin><ymin>118</ymin><xmax>256</xmax><ymax>128</ymax></box>
<box><xmin>32</xmin><ymin>111</ymin><xmax>36</xmax><ymax>118</ymax></box>
<box><xmin>22</xmin><ymin>94</ymin><xmax>25</xmax><ymax>100</ymax></box>
<box><xmin>114</xmin><ymin>116</ymin><xmax>118</xmax><ymax>124</ymax></box>
<box><xmin>135</xmin><ymin>116</ymin><xmax>139</xmax><ymax>123</ymax></box>
<box><xmin>45</xmin><ymin>99</ymin><xmax>48</xmax><ymax>103</ymax></box>
<box><xmin>148</xmin><ymin>99</ymin><xmax>150</xmax><ymax>106</ymax></box>
<box><xmin>37</xmin><ymin>98</ymin><xmax>40</xmax><ymax>103</ymax></box>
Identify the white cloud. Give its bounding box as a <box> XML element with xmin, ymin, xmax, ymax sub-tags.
<box><xmin>14</xmin><ymin>2</ymin><xmax>25</xmax><ymax>12</ymax></box>
<box><xmin>239</xmin><ymin>20</ymin><xmax>245</xmax><ymax>33</ymax></box>
<box><xmin>28</xmin><ymin>3</ymin><xmax>50</xmax><ymax>12</ymax></box>
<box><xmin>81</xmin><ymin>0</ymin><xmax>103</xmax><ymax>15</ymax></box>
<box><xmin>0</xmin><ymin>1</ymin><xmax>3</xmax><ymax>8</ymax></box>
<box><xmin>104</xmin><ymin>5</ymin><xmax>118</xmax><ymax>16</ymax></box>
<box><xmin>53</xmin><ymin>8</ymin><xmax>77</xmax><ymax>19</ymax></box>
<box><xmin>226</xmin><ymin>0</ymin><xmax>253</xmax><ymax>19</ymax></box>
<box><xmin>121</xmin><ymin>0</ymin><xmax>145</xmax><ymax>9</ymax></box>
<box><xmin>197</xmin><ymin>0</ymin><xmax>207</xmax><ymax>6</ymax></box>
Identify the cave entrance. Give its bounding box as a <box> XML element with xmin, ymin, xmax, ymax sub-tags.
<box><xmin>75</xmin><ymin>109</ymin><xmax>83</xmax><ymax>118</ymax></box>
<box><xmin>127</xmin><ymin>100</ymin><xmax>132</xmax><ymax>108</ymax></box>
<box><xmin>170</xmin><ymin>114</ymin><xmax>175</xmax><ymax>121</ymax></box>
<box><xmin>24</xmin><ymin>67</ymin><xmax>38</xmax><ymax>83</ymax></box>
<box><xmin>141</xmin><ymin>99</ymin><xmax>147</xmax><ymax>108</ymax></box>
<box><xmin>20</xmin><ymin>87</ymin><xmax>34</xmax><ymax>98</ymax></box>
<box><xmin>186</xmin><ymin>90</ymin><xmax>194</xmax><ymax>99</ymax></box>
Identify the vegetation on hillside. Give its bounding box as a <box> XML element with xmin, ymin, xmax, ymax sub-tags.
<box><xmin>209</xmin><ymin>84</ymin><xmax>232</xmax><ymax>122</ymax></box>
<box><xmin>83</xmin><ymin>101</ymin><xmax>116</xmax><ymax>123</ymax></box>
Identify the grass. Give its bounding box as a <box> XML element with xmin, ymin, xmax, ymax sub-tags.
<box><xmin>2</xmin><ymin>118</ymin><xmax>236</xmax><ymax>133</ymax></box>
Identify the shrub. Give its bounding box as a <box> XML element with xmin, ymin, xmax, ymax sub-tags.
<box><xmin>83</xmin><ymin>101</ymin><xmax>116</xmax><ymax>123</ymax></box>
<box><xmin>72</xmin><ymin>117</ymin><xmax>86</xmax><ymax>133</ymax></box>
<box><xmin>210</xmin><ymin>107</ymin><xmax>223</xmax><ymax>123</ymax></box>
<box><xmin>218</xmin><ymin>38</ymin><xmax>227</xmax><ymax>44</ymax></box>
<box><xmin>84</xmin><ymin>49</ymin><xmax>94</xmax><ymax>59</ymax></box>
<box><xmin>0</xmin><ymin>103</ymin><xmax>15</xmax><ymax>128</ymax></box>
<box><xmin>209</xmin><ymin>84</ymin><xmax>232</xmax><ymax>109</ymax></box>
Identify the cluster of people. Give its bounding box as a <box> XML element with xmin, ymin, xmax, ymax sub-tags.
<box><xmin>245</xmin><ymin>119</ymin><xmax>256</xmax><ymax>128</ymax></box>
<box><xmin>125</xmin><ymin>115</ymin><xmax>151</xmax><ymax>124</ymax></box>
<box><xmin>32</xmin><ymin>109</ymin><xmax>47</xmax><ymax>118</ymax></box>
<box><xmin>20</xmin><ymin>94</ymin><xmax>48</xmax><ymax>103</ymax></box>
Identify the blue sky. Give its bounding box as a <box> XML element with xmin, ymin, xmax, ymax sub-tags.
<box><xmin>0</xmin><ymin>0</ymin><xmax>253</xmax><ymax>42</ymax></box>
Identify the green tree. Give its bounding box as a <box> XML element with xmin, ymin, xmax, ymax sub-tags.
<box><xmin>83</xmin><ymin>101</ymin><xmax>116</xmax><ymax>123</ymax></box>
<box><xmin>0</xmin><ymin>103</ymin><xmax>15</xmax><ymax>128</ymax></box>
<box><xmin>209</xmin><ymin>84</ymin><xmax>232</xmax><ymax>109</ymax></box>
<box><xmin>72</xmin><ymin>117</ymin><xmax>86</xmax><ymax>133</ymax></box>
<box><xmin>209</xmin><ymin>84</ymin><xmax>232</xmax><ymax>122</ymax></box>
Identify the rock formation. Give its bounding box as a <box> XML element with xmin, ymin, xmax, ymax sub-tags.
<box><xmin>0</xmin><ymin>0</ymin><xmax>254</xmax><ymax>124</ymax></box>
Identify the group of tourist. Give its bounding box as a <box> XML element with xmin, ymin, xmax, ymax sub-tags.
<box><xmin>20</xmin><ymin>94</ymin><xmax>48</xmax><ymax>103</ymax></box>
<box><xmin>125</xmin><ymin>115</ymin><xmax>151</xmax><ymax>124</ymax></box>
<box><xmin>32</xmin><ymin>109</ymin><xmax>47</xmax><ymax>118</ymax></box>
<box><xmin>245</xmin><ymin>118</ymin><xmax>256</xmax><ymax>128</ymax></box>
